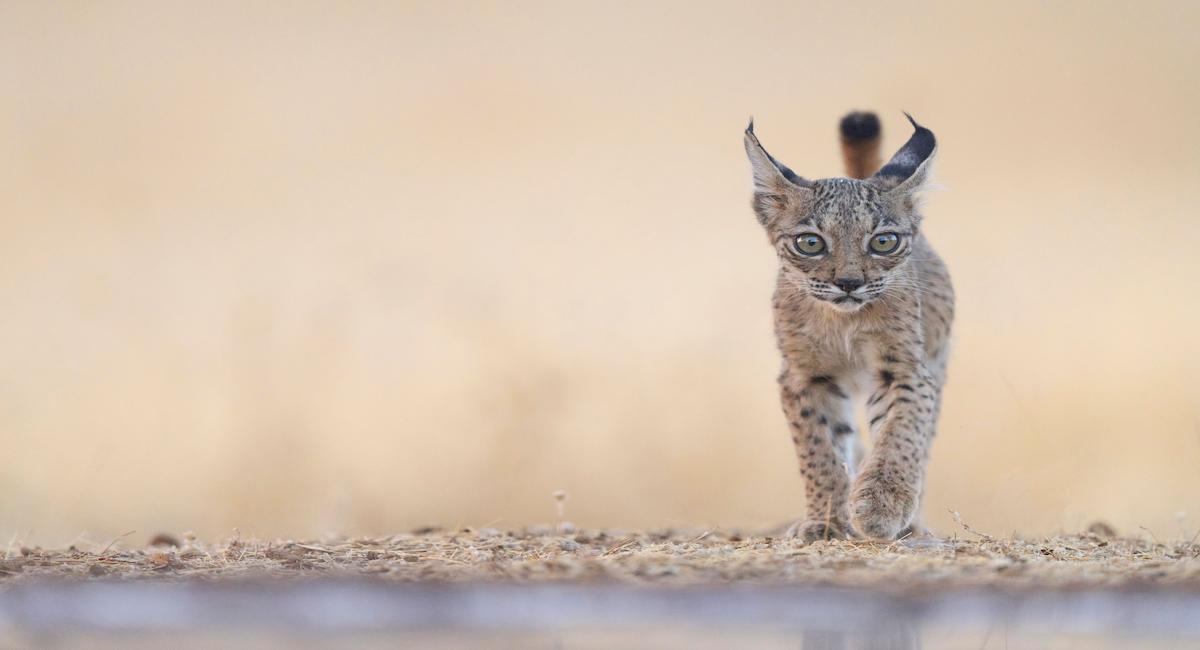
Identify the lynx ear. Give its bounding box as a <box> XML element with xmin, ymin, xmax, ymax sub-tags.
<box><xmin>743</xmin><ymin>120</ymin><xmax>811</xmax><ymax>225</ymax></box>
<box><xmin>869</xmin><ymin>113</ymin><xmax>936</xmax><ymax>195</ymax></box>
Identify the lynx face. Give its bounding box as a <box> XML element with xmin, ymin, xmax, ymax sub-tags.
<box><xmin>744</xmin><ymin>116</ymin><xmax>935</xmax><ymax>313</ymax></box>
<box><xmin>772</xmin><ymin>179</ymin><xmax>917</xmax><ymax>313</ymax></box>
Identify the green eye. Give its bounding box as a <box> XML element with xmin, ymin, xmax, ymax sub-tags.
<box><xmin>869</xmin><ymin>233</ymin><xmax>900</xmax><ymax>254</ymax></box>
<box><xmin>794</xmin><ymin>233</ymin><xmax>826</xmax><ymax>256</ymax></box>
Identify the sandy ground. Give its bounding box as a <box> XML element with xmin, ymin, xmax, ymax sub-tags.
<box><xmin>3</xmin><ymin>526</ymin><xmax>1198</xmax><ymax>590</ymax></box>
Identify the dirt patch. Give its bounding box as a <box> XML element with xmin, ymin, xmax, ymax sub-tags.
<box><xmin>3</xmin><ymin>527</ymin><xmax>1198</xmax><ymax>590</ymax></box>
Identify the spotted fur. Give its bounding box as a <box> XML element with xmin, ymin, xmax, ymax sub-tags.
<box><xmin>744</xmin><ymin>112</ymin><xmax>954</xmax><ymax>541</ymax></box>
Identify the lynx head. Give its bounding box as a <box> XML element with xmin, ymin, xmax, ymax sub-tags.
<box><xmin>744</xmin><ymin>115</ymin><xmax>936</xmax><ymax>312</ymax></box>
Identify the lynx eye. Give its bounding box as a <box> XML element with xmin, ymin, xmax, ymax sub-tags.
<box><xmin>869</xmin><ymin>232</ymin><xmax>900</xmax><ymax>254</ymax></box>
<box><xmin>793</xmin><ymin>233</ymin><xmax>826</xmax><ymax>256</ymax></box>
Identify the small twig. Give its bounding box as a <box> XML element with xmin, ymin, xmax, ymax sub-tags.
<box><xmin>102</xmin><ymin>556</ymin><xmax>143</xmax><ymax>564</ymax></box>
<box><xmin>602</xmin><ymin>538</ymin><xmax>637</xmax><ymax>556</ymax></box>
<box><xmin>553</xmin><ymin>490</ymin><xmax>567</xmax><ymax>520</ymax></box>
<box><xmin>886</xmin><ymin>529</ymin><xmax>914</xmax><ymax>552</ymax></box>
<box><xmin>99</xmin><ymin>530</ymin><xmax>137</xmax><ymax>556</ymax></box>
<box><xmin>293</xmin><ymin>543</ymin><xmax>335</xmax><ymax>554</ymax></box>
<box><xmin>1139</xmin><ymin>526</ymin><xmax>1162</xmax><ymax>546</ymax></box>
<box><xmin>5</xmin><ymin>531</ymin><xmax>19</xmax><ymax>560</ymax></box>
<box><xmin>948</xmin><ymin>509</ymin><xmax>993</xmax><ymax>541</ymax></box>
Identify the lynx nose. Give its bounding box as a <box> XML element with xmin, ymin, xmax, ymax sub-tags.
<box><xmin>834</xmin><ymin>278</ymin><xmax>864</xmax><ymax>294</ymax></box>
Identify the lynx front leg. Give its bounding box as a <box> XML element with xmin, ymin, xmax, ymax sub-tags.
<box><xmin>779</xmin><ymin>372</ymin><xmax>859</xmax><ymax>542</ymax></box>
<box><xmin>851</xmin><ymin>356</ymin><xmax>940</xmax><ymax>540</ymax></box>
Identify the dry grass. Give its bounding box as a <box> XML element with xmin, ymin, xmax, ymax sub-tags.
<box><xmin>4</xmin><ymin>526</ymin><xmax>1199</xmax><ymax>591</ymax></box>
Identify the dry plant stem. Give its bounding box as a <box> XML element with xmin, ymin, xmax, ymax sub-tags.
<box><xmin>949</xmin><ymin>509</ymin><xmax>994</xmax><ymax>541</ymax></box>
<box><xmin>99</xmin><ymin>530</ymin><xmax>137</xmax><ymax>557</ymax></box>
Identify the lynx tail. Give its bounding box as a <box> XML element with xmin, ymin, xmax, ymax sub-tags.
<box><xmin>839</xmin><ymin>111</ymin><xmax>882</xmax><ymax>180</ymax></box>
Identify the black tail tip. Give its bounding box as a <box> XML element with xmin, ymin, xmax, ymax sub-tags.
<box><xmin>839</xmin><ymin>111</ymin><xmax>881</xmax><ymax>142</ymax></box>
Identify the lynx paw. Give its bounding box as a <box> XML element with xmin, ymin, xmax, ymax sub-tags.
<box><xmin>850</xmin><ymin>476</ymin><xmax>918</xmax><ymax>540</ymax></box>
<box><xmin>785</xmin><ymin>519</ymin><xmax>851</xmax><ymax>543</ymax></box>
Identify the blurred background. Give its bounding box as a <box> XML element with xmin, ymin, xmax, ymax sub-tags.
<box><xmin>2</xmin><ymin>1</ymin><xmax>1198</xmax><ymax>545</ymax></box>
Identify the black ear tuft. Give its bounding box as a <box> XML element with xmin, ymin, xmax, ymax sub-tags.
<box><xmin>872</xmin><ymin>113</ymin><xmax>936</xmax><ymax>189</ymax></box>
<box><xmin>839</xmin><ymin>112</ymin><xmax>880</xmax><ymax>143</ymax></box>
<box><xmin>744</xmin><ymin>119</ymin><xmax>810</xmax><ymax>188</ymax></box>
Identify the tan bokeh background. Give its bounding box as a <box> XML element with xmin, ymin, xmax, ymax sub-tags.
<box><xmin>2</xmin><ymin>1</ymin><xmax>1198</xmax><ymax>545</ymax></box>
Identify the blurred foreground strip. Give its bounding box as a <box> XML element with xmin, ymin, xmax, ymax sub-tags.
<box><xmin>0</xmin><ymin>581</ymin><xmax>1199</xmax><ymax>647</ymax></box>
